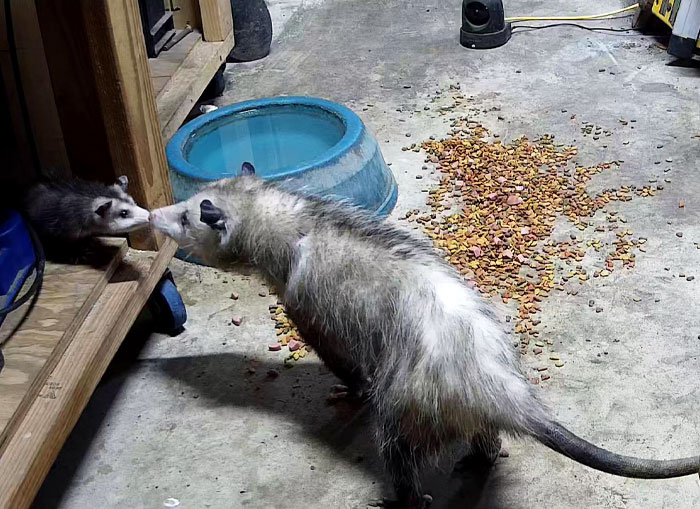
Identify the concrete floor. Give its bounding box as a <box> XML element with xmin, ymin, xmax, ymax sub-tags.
<box><xmin>37</xmin><ymin>1</ymin><xmax>700</xmax><ymax>508</ymax></box>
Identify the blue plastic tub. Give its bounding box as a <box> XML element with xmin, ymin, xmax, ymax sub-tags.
<box><xmin>166</xmin><ymin>96</ymin><xmax>398</xmax><ymax>216</ymax></box>
<box><xmin>0</xmin><ymin>210</ymin><xmax>36</xmax><ymax>323</ymax></box>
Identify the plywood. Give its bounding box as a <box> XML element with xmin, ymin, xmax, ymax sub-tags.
<box><xmin>0</xmin><ymin>237</ymin><xmax>177</xmax><ymax>509</ymax></box>
<box><xmin>151</xmin><ymin>29</ymin><xmax>233</xmax><ymax>140</ymax></box>
<box><xmin>149</xmin><ymin>30</ymin><xmax>200</xmax><ymax>97</ymax></box>
<box><xmin>200</xmin><ymin>0</ymin><xmax>233</xmax><ymax>42</ymax></box>
<box><xmin>0</xmin><ymin>238</ymin><xmax>127</xmax><ymax>447</ymax></box>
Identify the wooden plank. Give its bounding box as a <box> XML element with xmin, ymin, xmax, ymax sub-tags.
<box><xmin>200</xmin><ymin>0</ymin><xmax>233</xmax><ymax>42</ymax></box>
<box><xmin>0</xmin><ymin>238</ymin><xmax>127</xmax><ymax>449</ymax></box>
<box><xmin>0</xmin><ymin>237</ymin><xmax>177</xmax><ymax>509</ymax></box>
<box><xmin>0</xmin><ymin>281</ymin><xmax>137</xmax><ymax>509</ymax></box>
<box><xmin>36</xmin><ymin>0</ymin><xmax>174</xmax><ymax>250</ymax></box>
<box><xmin>169</xmin><ymin>0</ymin><xmax>202</xmax><ymax>31</ymax></box>
<box><xmin>154</xmin><ymin>29</ymin><xmax>233</xmax><ymax>140</ymax></box>
<box><xmin>149</xmin><ymin>30</ymin><xmax>199</xmax><ymax>83</ymax></box>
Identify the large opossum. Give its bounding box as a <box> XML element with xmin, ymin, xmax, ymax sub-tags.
<box><xmin>24</xmin><ymin>175</ymin><xmax>150</xmax><ymax>242</ymax></box>
<box><xmin>150</xmin><ymin>166</ymin><xmax>699</xmax><ymax>508</ymax></box>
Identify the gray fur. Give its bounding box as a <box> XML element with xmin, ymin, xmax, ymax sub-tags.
<box><xmin>24</xmin><ymin>176</ymin><xmax>150</xmax><ymax>241</ymax></box>
<box><xmin>151</xmin><ymin>174</ymin><xmax>700</xmax><ymax>508</ymax></box>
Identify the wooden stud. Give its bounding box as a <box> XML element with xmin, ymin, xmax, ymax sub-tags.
<box><xmin>199</xmin><ymin>0</ymin><xmax>233</xmax><ymax>42</ymax></box>
<box><xmin>170</xmin><ymin>0</ymin><xmax>202</xmax><ymax>31</ymax></box>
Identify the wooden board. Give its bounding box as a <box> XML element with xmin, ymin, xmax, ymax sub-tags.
<box><xmin>200</xmin><ymin>0</ymin><xmax>233</xmax><ymax>42</ymax></box>
<box><xmin>0</xmin><ymin>237</ymin><xmax>178</xmax><ymax>509</ymax></box>
<box><xmin>150</xmin><ymin>30</ymin><xmax>200</xmax><ymax>97</ymax></box>
<box><xmin>0</xmin><ymin>238</ymin><xmax>127</xmax><ymax>449</ymax></box>
<box><xmin>151</xmin><ymin>29</ymin><xmax>233</xmax><ymax>140</ymax></box>
<box><xmin>169</xmin><ymin>0</ymin><xmax>202</xmax><ymax>31</ymax></box>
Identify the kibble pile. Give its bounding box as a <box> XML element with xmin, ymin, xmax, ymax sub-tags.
<box><xmin>402</xmin><ymin>122</ymin><xmax>658</xmax><ymax>368</ymax></box>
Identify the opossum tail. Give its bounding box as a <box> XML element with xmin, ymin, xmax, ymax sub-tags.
<box><xmin>530</xmin><ymin>418</ymin><xmax>699</xmax><ymax>478</ymax></box>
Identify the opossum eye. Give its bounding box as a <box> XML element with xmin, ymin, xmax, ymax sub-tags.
<box><xmin>180</xmin><ymin>211</ymin><xmax>189</xmax><ymax>227</ymax></box>
<box><xmin>119</xmin><ymin>209</ymin><xmax>130</xmax><ymax>218</ymax></box>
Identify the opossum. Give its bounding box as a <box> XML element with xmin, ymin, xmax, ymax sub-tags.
<box><xmin>23</xmin><ymin>175</ymin><xmax>150</xmax><ymax>242</ymax></box>
<box><xmin>150</xmin><ymin>165</ymin><xmax>699</xmax><ymax>508</ymax></box>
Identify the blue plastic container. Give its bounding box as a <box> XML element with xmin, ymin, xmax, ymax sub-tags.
<box><xmin>166</xmin><ymin>96</ymin><xmax>398</xmax><ymax>216</ymax></box>
<box><xmin>0</xmin><ymin>210</ymin><xmax>36</xmax><ymax>318</ymax></box>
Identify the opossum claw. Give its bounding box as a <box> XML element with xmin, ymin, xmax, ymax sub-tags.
<box><xmin>369</xmin><ymin>494</ymin><xmax>432</xmax><ymax>509</ymax></box>
<box><xmin>327</xmin><ymin>384</ymin><xmax>367</xmax><ymax>404</ymax></box>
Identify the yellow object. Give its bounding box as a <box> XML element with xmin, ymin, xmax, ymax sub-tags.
<box><xmin>651</xmin><ymin>0</ymin><xmax>700</xmax><ymax>48</ymax></box>
<box><xmin>505</xmin><ymin>4</ymin><xmax>639</xmax><ymax>22</ymax></box>
<box><xmin>652</xmin><ymin>0</ymin><xmax>679</xmax><ymax>27</ymax></box>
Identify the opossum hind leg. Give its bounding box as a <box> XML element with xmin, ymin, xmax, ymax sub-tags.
<box><xmin>454</xmin><ymin>426</ymin><xmax>502</xmax><ymax>472</ymax></box>
<box><xmin>376</xmin><ymin>418</ymin><xmax>436</xmax><ymax>509</ymax></box>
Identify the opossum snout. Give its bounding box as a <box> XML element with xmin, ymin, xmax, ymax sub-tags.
<box><xmin>149</xmin><ymin>208</ymin><xmax>171</xmax><ymax>235</ymax></box>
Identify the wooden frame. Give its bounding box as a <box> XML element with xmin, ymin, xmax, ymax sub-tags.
<box><xmin>200</xmin><ymin>0</ymin><xmax>234</xmax><ymax>42</ymax></box>
<box><xmin>0</xmin><ymin>0</ymin><xmax>233</xmax><ymax>506</ymax></box>
<box><xmin>0</xmin><ymin>238</ymin><xmax>178</xmax><ymax>509</ymax></box>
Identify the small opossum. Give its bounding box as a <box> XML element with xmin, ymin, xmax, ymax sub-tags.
<box><xmin>150</xmin><ymin>165</ymin><xmax>699</xmax><ymax>508</ymax></box>
<box><xmin>23</xmin><ymin>175</ymin><xmax>150</xmax><ymax>242</ymax></box>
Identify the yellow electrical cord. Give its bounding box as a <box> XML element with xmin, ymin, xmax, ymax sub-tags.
<box><xmin>505</xmin><ymin>3</ymin><xmax>639</xmax><ymax>22</ymax></box>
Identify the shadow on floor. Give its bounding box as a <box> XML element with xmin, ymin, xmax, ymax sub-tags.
<box><xmin>35</xmin><ymin>313</ymin><xmax>510</xmax><ymax>508</ymax></box>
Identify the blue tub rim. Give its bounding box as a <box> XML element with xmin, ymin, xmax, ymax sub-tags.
<box><xmin>166</xmin><ymin>96</ymin><xmax>367</xmax><ymax>182</ymax></box>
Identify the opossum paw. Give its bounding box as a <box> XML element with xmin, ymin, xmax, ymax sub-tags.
<box><xmin>327</xmin><ymin>384</ymin><xmax>366</xmax><ymax>404</ymax></box>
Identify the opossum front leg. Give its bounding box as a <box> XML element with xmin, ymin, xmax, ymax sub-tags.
<box><xmin>454</xmin><ymin>426</ymin><xmax>502</xmax><ymax>471</ymax></box>
<box><xmin>290</xmin><ymin>318</ymin><xmax>368</xmax><ymax>402</ymax></box>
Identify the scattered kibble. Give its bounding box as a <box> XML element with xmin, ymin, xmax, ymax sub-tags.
<box><xmin>400</xmin><ymin>121</ymin><xmax>660</xmax><ymax>376</ymax></box>
<box><xmin>267</xmin><ymin>304</ymin><xmax>312</xmax><ymax>362</ymax></box>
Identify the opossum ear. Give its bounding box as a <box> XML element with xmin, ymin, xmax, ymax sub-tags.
<box><xmin>95</xmin><ymin>199</ymin><xmax>113</xmax><ymax>218</ymax></box>
<box><xmin>116</xmin><ymin>175</ymin><xmax>129</xmax><ymax>192</ymax></box>
<box><xmin>241</xmin><ymin>162</ymin><xmax>255</xmax><ymax>176</ymax></box>
<box><xmin>200</xmin><ymin>199</ymin><xmax>225</xmax><ymax>230</ymax></box>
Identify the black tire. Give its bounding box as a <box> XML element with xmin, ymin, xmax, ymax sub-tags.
<box><xmin>201</xmin><ymin>64</ymin><xmax>226</xmax><ymax>100</ymax></box>
<box><xmin>148</xmin><ymin>271</ymin><xmax>187</xmax><ymax>335</ymax></box>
